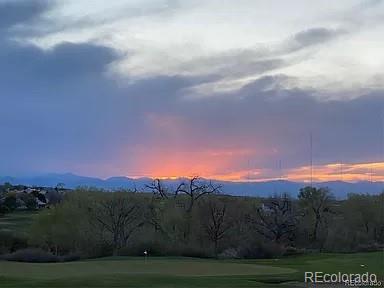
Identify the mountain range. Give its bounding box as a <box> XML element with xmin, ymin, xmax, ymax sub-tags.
<box><xmin>1</xmin><ymin>173</ymin><xmax>383</xmax><ymax>199</ymax></box>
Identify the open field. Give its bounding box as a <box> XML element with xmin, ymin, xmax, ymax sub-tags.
<box><xmin>0</xmin><ymin>211</ymin><xmax>37</xmax><ymax>235</ymax></box>
<box><xmin>0</xmin><ymin>252</ymin><xmax>382</xmax><ymax>288</ymax></box>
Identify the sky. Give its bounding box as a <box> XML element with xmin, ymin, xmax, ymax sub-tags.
<box><xmin>1</xmin><ymin>0</ymin><xmax>384</xmax><ymax>182</ymax></box>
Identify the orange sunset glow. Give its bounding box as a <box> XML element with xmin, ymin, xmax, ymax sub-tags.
<box><xmin>128</xmin><ymin>159</ymin><xmax>384</xmax><ymax>183</ymax></box>
<box><xmin>285</xmin><ymin>161</ymin><xmax>384</xmax><ymax>183</ymax></box>
<box><xmin>126</xmin><ymin>147</ymin><xmax>257</xmax><ymax>180</ymax></box>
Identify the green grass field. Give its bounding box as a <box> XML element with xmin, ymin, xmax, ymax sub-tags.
<box><xmin>0</xmin><ymin>211</ymin><xmax>37</xmax><ymax>235</ymax></box>
<box><xmin>1</xmin><ymin>212</ymin><xmax>383</xmax><ymax>287</ymax></box>
<box><xmin>0</xmin><ymin>252</ymin><xmax>382</xmax><ymax>288</ymax></box>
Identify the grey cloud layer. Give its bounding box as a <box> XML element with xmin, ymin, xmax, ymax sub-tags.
<box><xmin>177</xmin><ymin>26</ymin><xmax>345</xmax><ymax>95</ymax></box>
<box><xmin>1</xmin><ymin>36</ymin><xmax>383</xmax><ymax>176</ymax></box>
<box><xmin>0</xmin><ymin>0</ymin><xmax>383</xmax><ymax>177</ymax></box>
<box><xmin>0</xmin><ymin>0</ymin><xmax>49</xmax><ymax>29</ymax></box>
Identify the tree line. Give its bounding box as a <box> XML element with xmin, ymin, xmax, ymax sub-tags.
<box><xmin>1</xmin><ymin>177</ymin><xmax>384</xmax><ymax>259</ymax></box>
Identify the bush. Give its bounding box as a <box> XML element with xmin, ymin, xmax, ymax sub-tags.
<box><xmin>238</xmin><ymin>242</ymin><xmax>285</xmax><ymax>259</ymax></box>
<box><xmin>355</xmin><ymin>242</ymin><xmax>383</xmax><ymax>252</ymax></box>
<box><xmin>1</xmin><ymin>248</ymin><xmax>59</xmax><ymax>262</ymax></box>
<box><xmin>283</xmin><ymin>246</ymin><xmax>306</xmax><ymax>256</ymax></box>
<box><xmin>1</xmin><ymin>248</ymin><xmax>81</xmax><ymax>263</ymax></box>
<box><xmin>0</xmin><ymin>232</ymin><xmax>28</xmax><ymax>254</ymax></box>
<box><xmin>218</xmin><ymin>248</ymin><xmax>241</xmax><ymax>259</ymax></box>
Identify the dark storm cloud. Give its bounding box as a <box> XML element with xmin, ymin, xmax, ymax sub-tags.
<box><xmin>0</xmin><ymin>39</ymin><xmax>128</xmax><ymax>175</ymax></box>
<box><xmin>222</xmin><ymin>82</ymin><xmax>384</xmax><ymax>169</ymax></box>
<box><xmin>0</xmin><ymin>41</ymin><xmax>117</xmax><ymax>89</ymax></box>
<box><xmin>0</xmin><ymin>0</ymin><xmax>49</xmax><ymax>30</ymax></box>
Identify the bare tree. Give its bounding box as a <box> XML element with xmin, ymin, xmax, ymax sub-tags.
<box><xmin>145</xmin><ymin>179</ymin><xmax>169</xmax><ymax>198</ymax></box>
<box><xmin>90</xmin><ymin>193</ymin><xmax>144</xmax><ymax>255</ymax></box>
<box><xmin>251</xmin><ymin>194</ymin><xmax>297</xmax><ymax>243</ymax></box>
<box><xmin>201</xmin><ymin>198</ymin><xmax>232</xmax><ymax>257</ymax></box>
<box><xmin>176</xmin><ymin>176</ymin><xmax>221</xmax><ymax>212</ymax></box>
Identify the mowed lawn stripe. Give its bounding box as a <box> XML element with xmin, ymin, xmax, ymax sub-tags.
<box><xmin>0</xmin><ymin>258</ymin><xmax>295</xmax><ymax>279</ymax></box>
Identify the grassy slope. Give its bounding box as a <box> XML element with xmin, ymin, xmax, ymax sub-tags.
<box><xmin>0</xmin><ymin>211</ymin><xmax>37</xmax><ymax>235</ymax></box>
<box><xmin>0</xmin><ymin>252</ymin><xmax>382</xmax><ymax>288</ymax></box>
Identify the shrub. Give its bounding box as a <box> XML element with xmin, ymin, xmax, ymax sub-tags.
<box><xmin>0</xmin><ymin>248</ymin><xmax>81</xmax><ymax>263</ymax></box>
<box><xmin>355</xmin><ymin>242</ymin><xmax>383</xmax><ymax>252</ymax></box>
<box><xmin>1</xmin><ymin>248</ymin><xmax>59</xmax><ymax>262</ymax></box>
<box><xmin>238</xmin><ymin>242</ymin><xmax>285</xmax><ymax>259</ymax></box>
<box><xmin>283</xmin><ymin>246</ymin><xmax>306</xmax><ymax>256</ymax></box>
<box><xmin>218</xmin><ymin>248</ymin><xmax>241</xmax><ymax>259</ymax></box>
<box><xmin>0</xmin><ymin>232</ymin><xmax>28</xmax><ymax>254</ymax></box>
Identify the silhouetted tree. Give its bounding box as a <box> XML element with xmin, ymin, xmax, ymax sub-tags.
<box><xmin>90</xmin><ymin>193</ymin><xmax>145</xmax><ymax>255</ymax></box>
<box><xmin>201</xmin><ymin>198</ymin><xmax>232</xmax><ymax>257</ymax></box>
<box><xmin>251</xmin><ymin>194</ymin><xmax>297</xmax><ymax>243</ymax></box>
<box><xmin>298</xmin><ymin>187</ymin><xmax>334</xmax><ymax>242</ymax></box>
<box><xmin>176</xmin><ymin>176</ymin><xmax>221</xmax><ymax>212</ymax></box>
<box><xmin>146</xmin><ymin>179</ymin><xmax>169</xmax><ymax>199</ymax></box>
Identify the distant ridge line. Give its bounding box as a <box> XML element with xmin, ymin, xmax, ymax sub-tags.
<box><xmin>1</xmin><ymin>173</ymin><xmax>383</xmax><ymax>199</ymax></box>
